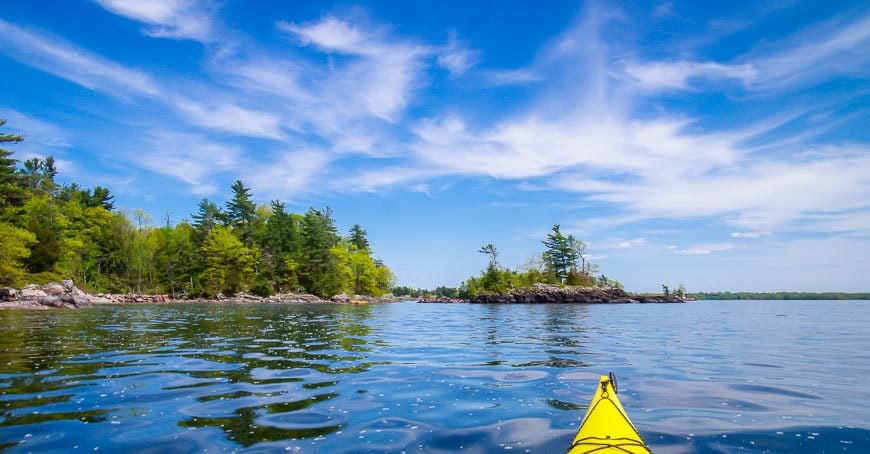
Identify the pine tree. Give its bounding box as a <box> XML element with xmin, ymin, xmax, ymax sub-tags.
<box><xmin>90</xmin><ymin>186</ymin><xmax>115</xmax><ymax>210</ymax></box>
<box><xmin>226</xmin><ymin>180</ymin><xmax>255</xmax><ymax>226</ymax></box>
<box><xmin>478</xmin><ymin>243</ymin><xmax>499</xmax><ymax>268</ymax></box>
<box><xmin>0</xmin><ymin>118</ymin><xmax>26</xmax><ymax>213</ymax></box>
<box><xmin>300</xmin><ymin>207</ymin><xmax>342</xmax><ymax>297</ymax></box>
<box><xmin>349</xmin><ymin>224</ymin><xmax>370</xmax><ymax>251</ymax></box>
<box><xmin>263</xmin><ymin>200</ymin><xmax>301</xmax><ymax>291</ymax></box>
<box><xmin>542</xmin><ymin>224</ymin><xmax>573</xmax><ymax>282</ymax></box>
<box><xmin>225</xmin><ymin>180</ymin><xmax>256</xmax><ymax>245</ymax></box>
<box><xmin>191</xmin><ymin>198</ymin><xmax>223</xmax><ymax>240</ymax></box>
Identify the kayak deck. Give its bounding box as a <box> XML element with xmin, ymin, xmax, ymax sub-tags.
<box><xmin>568</xmin><ymin>374</ymin><xmax>651</xmax><ymax>453</ymax></box>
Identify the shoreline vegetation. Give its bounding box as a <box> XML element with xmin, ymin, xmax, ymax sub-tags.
<box><xmin>1</xmin><ymin>118</ymin><xmax>394</xmax><ymax>301</ymax></box>
<box><xmin>420</xmin><ymin>283</ymin><xmax>687</xmax><ymax>304</ymax></box>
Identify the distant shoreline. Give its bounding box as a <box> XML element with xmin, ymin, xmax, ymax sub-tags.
<box><xmin>693</xmin><ymin>292</ymin><xmax>870</xmax><ymax>300</ymax></box>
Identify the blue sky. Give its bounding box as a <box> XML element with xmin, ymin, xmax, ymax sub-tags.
<box><xmin>1</xmin><ymin>0</ymin><xmax>869</xmax><ymax>292</ymax></box>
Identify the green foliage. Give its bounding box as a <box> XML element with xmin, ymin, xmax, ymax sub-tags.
<box><xmin>20</xmin><ymin>195</ymin><xmax>62</xmax><ymax>273</ymax></box>
<box><xmin>200</xmin><ymin>225</ymin><xmax>257</xmax><ymax>296</ymax></box>
<box><xmin>349</xmin><ymin>224</ymin><xmax>370</xmax><ymax>251</ymax></box>
<box><xmin>300</xmin><ymin>207</ymin><xmax>343</xmax><ymax>297</ymax></box>
<box><xmin>478</xmin><ymin>243</ymin><xmax>498</xmax><ymax>268</ymax></box>
<box><xmin>0</xmin><ymin>222</ymin><xmax>36</xmax><ymax>286</ymax></box>
<box><xmin>334</xmin><ymin>241</ymin><xmax>395</xmax><ymax>296</ymax></box>
<box><xmin>192</xmin><ymin>198</ymin><xmax>223</xmax><ymax>240</ymax></box>
<box><xmin>596</xmin><ymin>274</ymin><xmax>624</xmax><ymax>290</ymax></box>
<box><xmin>226</xmin><ymin>180</ymin><xmax>256</xmax><ymax>245</ymax></box>
<box><xmin>460</xmin><ymin>228</ymin><xmax>603</xmax><ymax>296</ymax></box>
<box><xmin>542</xmin><ymin>225</ymin><xmax>574</xmax><ymax>282</ymax></box>
<box><xmin>0</xmin><ymin>118</ymin><xmax>26</xmax><ymax>215</ymax></box>
<box><xmin>0</xmin><ymin>118</ymin><xmax>395</xmax><ymax>298</ymax></box>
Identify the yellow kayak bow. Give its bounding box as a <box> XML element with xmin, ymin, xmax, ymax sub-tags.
<box><xmin>568</xmin><ymin>373</ymin><xmax>651</xmax><ymax>453</ymax></box>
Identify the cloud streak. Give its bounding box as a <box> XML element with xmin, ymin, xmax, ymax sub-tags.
<box><xmin>133</xmin><ymin>132</ymin><xmax>241</xmax><ymax>194</ymax></box>
<box><xmin>0</xmin><ymin>19</ymin><xmax>159</xmax><ymax>97</ymax></box>
<box><xmin>95</xmin><ymin>0</ymin><xmax>215</xmax><ymax>42</ymax></box>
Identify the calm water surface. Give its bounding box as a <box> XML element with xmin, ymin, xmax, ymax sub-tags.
<box><xmin>1</xmin><ymin>300</ymin><xmax>869</xmax><ymax>453</ymax></box>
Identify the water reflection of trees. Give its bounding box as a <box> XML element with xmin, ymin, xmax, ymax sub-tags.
<box><xmin>477</xmin><ymin>304</ymin><xmax>594</xmax><ymax>368</ymax></box>
<box><xmin>0</xmin><ymin>303</ymin><xmax>382</xmax><ymax>448</ymax></box>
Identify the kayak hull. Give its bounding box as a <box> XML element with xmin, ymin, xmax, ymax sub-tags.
<box><xmin>568</xmin><ymin>374</ymin><xmax>651</xmax><ymax>453</ymax></box>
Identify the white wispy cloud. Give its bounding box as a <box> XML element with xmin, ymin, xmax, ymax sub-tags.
<box><xmin>437</xmin><ymin>31</ymin><xmax>481</xmax><ymax>76</ymax></box>
<box><xmin>623</xmin><ymin>61</ymin><xmax>756</xmax><ymax>90</ymax></box>
<box><xmin>481</xmin><ymin>68</ymin><xmax>544</xmax><ymax>85</ymax></box>
<box><xmin>95</xmin><ymin>0</ymin><xmax>215</xmax><ymax>42</ymax></box>
<box><xmin>0</xmin><ymin>109</ymin><xmax>71</xmax><ymax>150</ymax></box>
<box><xmin>241</xmin><ymin>149</ymin><xmax>334</xmax><ymax>201</ymax></box>
<box><xmin>0</xmin><ymin>109</ymin><xmax>77</xmax><ymax>174</ymax></box>
<box><xmin>171</xmin><ymin>97</ymin><xmax>286</xmax><ymax>140</ymax></box>
<box><xmin>622</xmin><ymin>10</ymin><xmax>870</xmax><ymax>93</ymax></box>
<box><xmin>615</xmin><ymin>238</ymin><xmax>647</xmax><ymax>248</ymax></box>
<box><xmin>746</xmin><ymin>12</ymin><xmax>870</xmax><ymax>91</ymax></box>
<box><xmin>277</xmin><ymin>17</ymin><xmax>428</xmax><ymax>122</ymax></box>
<box><xmin>673</xmin><ymin>242</ymin><xmax>738</xmax><ymax>255</ymax></box>
<box><xmin>731</xmin><ymin>231</ymin><xmax>772</xmax><ymax>238</ymax></box>
<box><xmin>4</xmin><ymin>1</ymin><xmax>868</xmax><ymax>241</ymax></box>
<box><xmin>133</xmin><ymin>132</ymin><xmax>241</xmax><ymax>194</ymax></box>
<box><xmin>0</xmin><ymin>19</ymin><xmax>160</xmax><ymax>97</ymax></box>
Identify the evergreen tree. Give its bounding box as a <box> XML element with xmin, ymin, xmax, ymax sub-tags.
<box><xmin>300</xmin><ymin>207</ymin><xmax>342</xmax><ymax>297</ymax></box>
<box><xmin>0</xmin><ymin>118</ymin><xmax>26</xmax><ymax>213</ymax></box>
<box><xmin>19</xmin><ymin>156</ymin><xmax>58</xmax><ymax>197</ymax></box>
<box><xmin>542</xmin><ymin>224</ymin><xmax>573</xmax><ymax>282</ymax></box>
<box><xmin>225</xmin><ymin>180</ymin><xmax>256</xmax><ymax>244</ymax></box>
<box><xmin>349</xmin><ymin>224</ymin><xmax>370</xmax><ymax>250</ymax></box>
<box><xmin>191</xmin><ymin>198</ymin><xmax>223</xmax><ymax>240</ymax></box>
<box><xmin>89</xmin><ymin>186</ymin><xmax>115</xmax><ymax>210</ymax></box>
<box><xmin>263</xmin><ymin>200</ymin><xmax>301</xmax><ymax>291</ymax></box>
<box><xmin>478</xmin><ymin>243</ymin><xmax>499</xmax><ymax>268</ymax></box>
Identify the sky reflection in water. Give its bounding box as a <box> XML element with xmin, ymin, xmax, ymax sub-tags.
<box><xmin>1</xmin><ymin>300</ymin><xmax>869</xmax><ymax>453</ymax></box>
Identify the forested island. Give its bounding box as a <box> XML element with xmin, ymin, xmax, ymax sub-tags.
<box><xmin>408</xmin><ymin>226</ymin><xmax>687</xmax><ymax>304</ymax></box>
<box><xmin>0</xmin><ymin>118</ymin><xmax>393</xmax><ymax>300</ymax></box>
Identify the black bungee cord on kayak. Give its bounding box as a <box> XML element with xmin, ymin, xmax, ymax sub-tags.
<box><xmin>566</xmin><ymin>373</ymin><xmax>652</xmax><ymax>454</ymax></box>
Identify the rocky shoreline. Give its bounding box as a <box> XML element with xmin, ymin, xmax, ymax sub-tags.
<box><xmin>0</xmin><ymin>280</ymin><xmax>409</xmax><ymax>310</ymax></box>
<box><xmin>419</xmin><ymin>284</ymin><xmax>687</xmax><ymax>304</ymax></box>
<box><xmin>0</xmin><ymin>281</ymin><xmax>686</xmax><ymax>310</ymax></box>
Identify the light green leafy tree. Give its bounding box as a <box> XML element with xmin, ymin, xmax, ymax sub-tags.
<box><xmin>0</xmin><ymin>222</ymin><xmax>36</xmax><ymax>286</ymax></box>
<box><xmin>200</xmin><ymin>225</ymin><xmax>257</xmax><ymax>296</ymax></box>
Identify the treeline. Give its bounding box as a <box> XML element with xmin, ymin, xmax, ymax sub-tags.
<box><xmin>391</xmin><ymin>286</ymin><xmax>460</xmax><ymax>298</ymax></box>
<box><xmin>694</xmin><ymin>292</ymin><xmax>870</xmax><ymax>300</ymax></box>
<box><xmin>459</xmin><ymin>225</ymin><xmax>622</xmax><ymax>297</ymax></box>
<box><xmin>0</xmin><ymin>118</ymin><xmax>393</xmax><ymax>297</ymax></box>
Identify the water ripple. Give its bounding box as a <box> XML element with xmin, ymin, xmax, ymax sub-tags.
<box><xmin>1</xmin><ymin>300</ymin><xmax>869</xmax><ymax>452</ymax></box>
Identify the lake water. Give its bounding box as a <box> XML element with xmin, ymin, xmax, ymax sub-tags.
<box><xmin>1</xmin><ymin>300</ymin><xmax>869</xmax><ymax>453</ymax></box>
